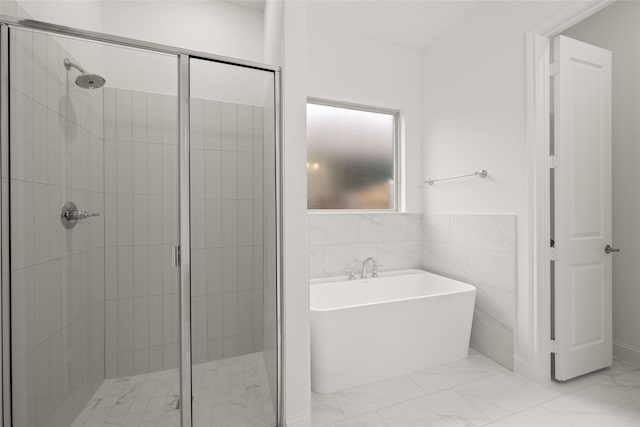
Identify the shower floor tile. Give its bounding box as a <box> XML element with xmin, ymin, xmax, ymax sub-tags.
<box><xmin>71</xmin><ymin>352</ymin><xmax>276</xmax><ymax>427</ymax></box>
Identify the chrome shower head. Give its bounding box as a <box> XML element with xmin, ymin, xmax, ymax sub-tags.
<box><xmin>63</xmin><ymin>58</ymin><xmax>106</xmax><ymax>89</ymax></box>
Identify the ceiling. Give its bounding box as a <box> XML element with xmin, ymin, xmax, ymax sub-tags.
<box><xmin>222</xmin><ymin>0</ymin><xmax>265</xmax><ymax>11</ymax></box>
<box><xmin>307</xmin><ymin>0</ymin><xmax>477</xmax><ymax>50</ymax></box>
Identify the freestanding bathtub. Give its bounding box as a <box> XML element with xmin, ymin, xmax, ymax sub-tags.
<box><xmin>310</xmin><ymin>269</ymin><xmax>476</xmax><ymax>393</ymax></box>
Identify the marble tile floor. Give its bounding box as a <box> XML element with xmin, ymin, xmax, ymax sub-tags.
<box><xmin>312</xmin><ymin>350</ymin><xmax>640</xmax><ymax>426</ymax></box>
<box><xmin>71</xmin><ymin>352</ymin><xmax>276</xmax><ymax>427</ymax></box>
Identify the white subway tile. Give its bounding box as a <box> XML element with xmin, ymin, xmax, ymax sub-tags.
<box><xmin>192</xmin><ymin>295</ymin><xmax>207</xmax><ymax>342</ymax></box>
<box><xmin>220</xmin><ymin>102</ymin><xmax>237</xmax><ymax>151</ymax></box>
<box><xmin>223</xmin><ymin>336</ymin><xmax>238</xmax><ymax>359</ymax></box>
<box><xmin>133</xmin><ymin>246</ymin><xmax>149</xmax><ymax>297</ymax></box>
<box><xmin>118</xmin><ymin>298</ymin><xmax>134</xmax><ymax>351</ymax></box>
<box><xmin>191</xmin><ymin>248</ymin><xmax>206</xmax><ymax>296</ymax></box>
<box><xmin>208</xmin><ymin>338</ymin><xmax>223</xmax><ymax>361</ymax></box>
<box><xmin>190</xmin><ymin>98</ymin><xmax>204</xmax><ymax>149</ymax></box>
<box><xmin>118</xmin><ymin>350</ymin><xmax>134</xmax><ymax>377</ymax></box>
<box><xmin>133</xmin><ymin>348</ymin><xmax>149</xmax><ymax>375</ymax></box>
<box><xmin>205</xmin><ymin>199</ymin><xmax>222</xmax><ymax>248</ymax></box>
<box><xmin>105</xmin><ymin>247</ymin><xmax>118</xmax><ymax>300</ymax></box>
<box><xmin>161</xmin><ymin>95</ymin><xmax>177</xmax><ymax>145</ymax></box>
<box><xmin>147</xmin><ymin>143</ymin><xmax>163</xmax><ymax>194</ymax></box>
<box><xmin>132</xmin><ymin>91</ymin><xmax>148</xmax><ymax>142</ymax></box>
<box><xmin>117</xmin><ymin>246</ymin><xmax>134</xmax><ymax>299</ymax></box>
<box><xmin>237</xmin><ymin>200</ymin><xmax>253</xmax><ymax>246</ymax></box>
<box><xmin>206</xmin><ymin>248</ymin><xmax>223</xmax><ymax>295</ymax></box>
<box><xmin>203</xmin><ymin>100</ymin><xmax>221</xmax><ymax>150</ymax></box>
<box><xmin>116</xmin><ymin>89</ymin><xmax>132</xmax><ymax>141</ymax></box>
<box><xmin>237</xmin><ymin>104</ymin><xmax>253</xmax><ymax>152</ymax></box>
<box><xmin>132</xmin><ymin>142</ymin><xmax>148</xmax><ymax>194</ymax></box>
<box><xmin>133</xmin><ymin>297</ymin><xmax>150</xmax><ymax>350</ymax></box>
<box><xmin>132</xmin><ymin>194</ymin><xmax>149</xmax><ymax>246</ymax></box>
<box><xmin>206</xmin><ymin>294</ymin><xmax>223</xmax><ymax>340</ymax></box>
<box><xmin>147</xmin><ymin>93</ymin><xmax>162</xmax><ymax>143</ymax></box>
<box><xmin>148</xmin><ymin>245</ymin><xmax>164</xmax><ymax>296</ymax></box>
<box><xmin>191</xmin><ymin>199</ymin><xmax>205</xmax><ymax>249</ymax></box>
<box><xmin>117</xmin><ymin>194</ymin><xmax>133</xmax><ymax>246</ymax></box>
<box><xmin>204</xmin><ymin>150</ymin><xmax>221</xmax><ymax>199</ymax></box>
<box><xmin>238</xmin><ymin>291</ymin><xmax>253</xmax><ymax>335</ymax></box>
<box><xmin>238</xmin><ymin>334</ymin><xmax>253</xmax><ymax>356</ymax></box>
<box><xmin>237</xmin><ymin>246</ymin><xmax>253</xmax><ymax>291</ymax></box>
<box><xmin>190</xmin><ymin>149</ymin><xmax>205</xmax><ymax>200</ymax></box>
<box><xmin>148</xmin><ymin>295</ymin><xmax>164</xmax><ymax>347</ymax></box>
<box><xmin>252</xmin><ymin>106</ymin><xmax>264</xmax><ymax>152</ymax></box>
<box><xmin>252</xmin><ymin>245</ymin><xmax>263</xmax><ymax>289</ymax></box>
<box><xmin>237</xmin><ymin>151</ymin><xmax>253</xmax><ymax>199</ymax></box>
<box><xmin>222</xmin><ymin>247</ymin><xmax>238</xmax><ymax>293</ymax></box>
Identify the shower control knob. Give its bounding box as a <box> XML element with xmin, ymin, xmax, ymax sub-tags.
<box><xmin>61</xmin><ymin>201</ymin><xmax>100</xmax><ymax>229</ymax></box>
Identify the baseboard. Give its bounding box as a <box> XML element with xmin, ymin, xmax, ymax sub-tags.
<box><xmin>513</xmin><ymin>355</ymin><xmax>531</xmax><ymax>378</ymax></box>
<box><xmin>286</xmin><ymin>411</ymin><xmax>311</xmax><ymax>427</ymax></box>
<box><xmin>613</xmin><ymin>340</ymin><xmax>640</xmax><ymax>367</ymax></box>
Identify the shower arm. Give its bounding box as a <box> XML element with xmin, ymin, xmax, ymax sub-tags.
<box><xmin>63</xmin><ymin>58</ymin><xmax>85</xmax><ymax>73</ymax></box>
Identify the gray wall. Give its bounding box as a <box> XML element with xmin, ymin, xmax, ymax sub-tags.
<box><xmin>562</xmin><ymin>1</ymin><xmax>640</xmax><ymax>365</ymax></box>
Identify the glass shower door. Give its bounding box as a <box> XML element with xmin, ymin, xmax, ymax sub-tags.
<box><xmin>4</xmin><ymin>26</ymin><xmax>182</xmax><ymax>427</ymax></box>
<box><xmin>189</xmin><ymin>58</ymin><xmax>278</xmax><ymax>426</ymax></box>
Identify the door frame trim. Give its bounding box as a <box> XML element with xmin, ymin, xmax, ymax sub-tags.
<box><xmin>524</xmin><ymin>0</ymin><xmax>613</xmax><ymax>384</ymax></box>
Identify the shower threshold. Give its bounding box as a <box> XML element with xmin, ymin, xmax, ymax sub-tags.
<box><xmin>71</xmin><ymin>352</ymin><xmax>276</xmax><ymax>427</ymax></box>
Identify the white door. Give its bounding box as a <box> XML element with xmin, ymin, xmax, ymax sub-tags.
<box><xmin>553</xmin><ymin>35</ymin><xmax>613</xmax><ymax>381</ymax></box>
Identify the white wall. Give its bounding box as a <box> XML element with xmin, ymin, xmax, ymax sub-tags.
<box><xmin>307</xmin><ymin>23</ymin><xmax>422</xmax><ymax>213</ymax></box>
<box><xmin>561</xmin><ymin>1</ymin><xmax>640</xmax><ymax>365</ymax></box>
<box><xmin>264</xmin><ymin>0</ymin><xmax>312</xmax><ymax>424</ymax></box>
<box><xmin>420</xmin><ymin>0</ymin><xmax>593</xmax><ymax>375</ymax></box>
<box><xmin>10</xmin><ymin>1</ymin><xmax>266</xmax><ymax>102</ymax></box>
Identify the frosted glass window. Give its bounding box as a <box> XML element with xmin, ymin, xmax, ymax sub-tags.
<box><xmin>306</xmin><ymin>101</ymin><xmax>398</xmax><ymax>210</ymax></box>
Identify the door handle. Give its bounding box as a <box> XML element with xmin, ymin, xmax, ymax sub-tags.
<box><xmin>605</xmin><ymin>244</ymin><xmax>620</xmax><ymax>254</ymax></box>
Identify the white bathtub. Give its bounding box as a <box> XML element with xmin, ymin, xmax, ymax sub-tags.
<box><xmin>310</xmin><ymin>269</ymin><xmax>476</xmax><ymax>393</ymax></box>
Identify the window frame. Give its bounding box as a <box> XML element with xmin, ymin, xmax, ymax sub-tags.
<box><xmin>306</xmin><ymin>97</ymin><xmax>402</xmax><ymax>213</ymax></box>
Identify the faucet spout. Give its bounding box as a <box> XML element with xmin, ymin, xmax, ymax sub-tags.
<box><xmin>361</xmin><ymin>257</ymin><xmax>377</xmax><ymax>279</ymax></box>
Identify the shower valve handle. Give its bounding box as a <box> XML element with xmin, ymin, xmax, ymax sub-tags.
<box><xmin>67</xmin><ymin>210</ymin><xmax>100</xmax><ymax>220</ymax></box>
<box><xmin>61</xmin><ymin>201</ymin><xmax>99</xmax><ymax>229</ymax></box>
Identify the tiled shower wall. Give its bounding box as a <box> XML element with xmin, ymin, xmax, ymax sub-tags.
<box><xmin>103</xmin><ymin>87</ymin><xmax>180</xmax><ymax>378</ymax></box>
<box><xmin>422</xmin><ymin>214</ymin><xmax>516</xmax><ymax>369</ymax></box>
<box><xmin>9</xmin><ymin>29</ymin><xmax>106</xmax><ymax>427</ymax></box>
<box><xmin>104</xmin><ymin>87</ymin><xmax>266</xmax><ymax>378</ymax></box>
<box><xmin>189</xmin><ymin>98</ymin><xmax>266</xmax><ymax>363</ymax></box>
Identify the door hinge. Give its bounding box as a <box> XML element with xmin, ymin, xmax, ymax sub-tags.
<box><xmin>172</xmin><ymin>245</ymin><xmax>181</xmax><ymax>268</ymax></box>
<box><xmin>549</xmin><ymin>246</ymin><xmax>558</xmax><ymax>261</ymax></box>
<box><xmin>550</xmin><ymin>339</ymin><xmax>558</xmax><ymax>354</ymax></box>
<box><xmin>548</xmin><ymin>154</ymin><xmax>557</xmax><ymax>169</ymax></box>
<box><xmin>550</xmin><ymin>63</ymin><xmax>559</xmax><ymax>77</ymax></box>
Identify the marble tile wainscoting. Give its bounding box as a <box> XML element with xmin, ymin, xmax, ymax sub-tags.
<box><xmin>308</xmin><ymin>213</ymin><xmax>422</xmax><ymax>279</ymax></box>
<box><xmin>308</xmin><ymin>212</ymin><xmax>517</xmax><ymax>370</ymax></box>
<box><xmin>422</xmin><ymin>214</ymin><xmax>516</xmax><ymax>369</ymax></box>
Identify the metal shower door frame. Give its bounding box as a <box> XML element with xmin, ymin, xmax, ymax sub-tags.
<box><xmin>0</xmin><ymin>16</ymin><xmax>283</xmax><ymax>427</ymax></box>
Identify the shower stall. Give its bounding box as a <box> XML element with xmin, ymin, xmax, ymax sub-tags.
<box><xmin>0</xmin><ymin>16</ymin><xmax>281</xmax><ymax>427</ymax></box>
